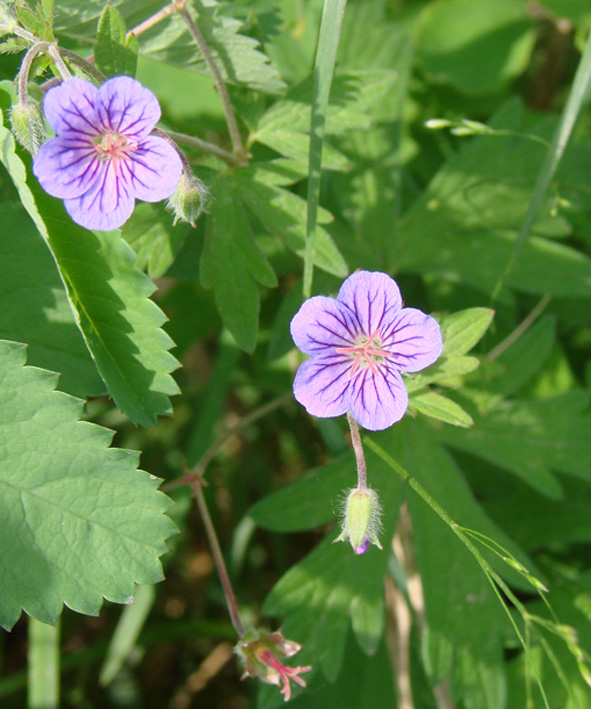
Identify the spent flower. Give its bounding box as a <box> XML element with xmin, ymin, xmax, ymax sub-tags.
<box><xmin>290</xmin><ymin>271</ymin><xmax>443</xmax><ymax>430</ymax></box>
<box><xmin>235</xmin><ymin>629</ymin><xmax>312</xmax><ymax>702</ymax></box>
<box><xmin>33</xmin><ymin>76</ymin><xmax>183</xmax><ymax>230</ymax></box>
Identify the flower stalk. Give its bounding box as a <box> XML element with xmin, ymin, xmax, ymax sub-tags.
<box><xmin>190</xmin><ymin>472</ymin><xmax>245</xmax><ymax>637</ymax></box>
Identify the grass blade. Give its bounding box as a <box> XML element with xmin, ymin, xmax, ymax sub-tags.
<box><xmin>303</xmin><ymin>0</ymin><xmax>348</xmax><ymax>299</ymax></box>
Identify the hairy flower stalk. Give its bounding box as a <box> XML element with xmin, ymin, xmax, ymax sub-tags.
<box><xmin>290</xmin><ymin>271</ymin><xmax>443</xmax><ymax>431</ymax></box>
<box><xmin>33</xmin><ymin>76</ymin><xmax>183</xmax><ymax>230</ymax></box>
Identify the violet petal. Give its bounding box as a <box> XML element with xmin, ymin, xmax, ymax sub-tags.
<box><xmin>292</xmin><ymin>354</ymin><xmax>352</xmax><ymax>419</ymax></box>
<box><xmin>126</xmin><ymin>135</ymin><xmax>182</xmax><ymax>202</ymax></box>
<box><xmin>290</xmin><ymin>296</ymin><xmax>359</xmax><ymax>356</ymax></box>
<box><xmin>385</xmin><ymin>308</ymin><xmax>443</xmax><ymax>372</ymax></box>
<box><xmin>95</xmin><ymin>76</ymin><xmax>161</xmax><ymax>139</ymax></box>
<box><xmin>337</xmin><ymin>271</ymin><xmax>402</xmax><ymax>337</ymax></box>
<box><xmin>43</xmin><ymin>79</ymin><xmax>100</xmax><ymax>137</ymax></box>
<box><xmin>349</xmin><ymin>366</ymin><xmax>408</xmax><ymax>431</ymax></box>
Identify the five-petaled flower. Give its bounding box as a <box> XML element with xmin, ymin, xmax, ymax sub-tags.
<box><xmin>290</xmin><ymin>271</ymin><xmax>443</xmax><ymax>430</ymax></box>
<box><xmin>33</xmin><ymin>76</ymin><xmax>183</xmax><ymax>231</ymax></box>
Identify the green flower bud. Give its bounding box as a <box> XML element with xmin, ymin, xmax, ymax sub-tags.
<box><xmin>166</xmin><ymin>172</ymin><xmax>209</xmax><ymax>227</ymax></box>
<box><xmin>10</xmin><ymin>100</ymin><xmax>46</xmax><ymax>155</ymax></box>
<box><xmin>334</xmin><ymin>486</ymin><xmax>382</xmax><ymax>555</ymax></box>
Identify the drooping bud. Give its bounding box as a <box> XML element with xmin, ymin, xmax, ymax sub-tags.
<box><xmin>166</xmin><ymin>171</ymin><xmax>209</xmax><ymax>227</ymax></box>
<box><xmin>235</xmin><ymin>628</ymin><xmax>312</xmax><ymax>702</ymax></box>
<box><xmin>334</xmin><ymin>486</ymin><xmax>382</xmax><ymax>555</ymax></box>
<box><xmin>10</xmin><ymin>100</ymin><xmax>46</xmax><ymax>155</ymax></box>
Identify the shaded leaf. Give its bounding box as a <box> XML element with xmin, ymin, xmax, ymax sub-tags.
<box><xmin>0</xmin><ymin>340</ymin><xmax>177</xmax><ymax>630</ymax></box>
<box><xmin>409</xmin><ymin>390</ymin><xmax>475</xmax><ymax>428</ymax></box>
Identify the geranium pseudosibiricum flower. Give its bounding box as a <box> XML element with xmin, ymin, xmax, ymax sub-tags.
<box><xmin>290</xmin><ymin>271</ymin><xmax>443</xmax><ymax>431</ymax></box>
<box><xmin>33</xmin><ymin>76</ymin><xmax>183</xmax><ymax>231</ymax></box>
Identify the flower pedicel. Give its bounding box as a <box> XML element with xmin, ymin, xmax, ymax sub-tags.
<box><xmin>33</xmin><ymin>76</ymin><xmax>182</xmax><ymax>231</ymax></box>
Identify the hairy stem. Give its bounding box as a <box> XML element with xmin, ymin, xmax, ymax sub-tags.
<box><xmin>127</xmin><ymin>0</ymin><xmax>183</xmax><ymax>38</ymax></box>
<box><xmin>178</xmin><ymin>6</ymin><xmax>246</xmax><ymax>163</ymax></box>
<box><xmin>46</xmin><ymin>43</ymin><xmax>72</xmax><ymax>80</ymax></box>
<box><xmin>166</xmin><ymin>129</ymin><xmax>242</xmax><ymax>166</ymax></box>
<box><xmin>190</xmin><ymin>475</ymin><xmax>245</xmax><ymax>636</ymax></box>
<box><xmin>487</xmin><ymin>293</ymin><xmax>551</xmax><ymax>361</ymax></box>
<box><xmin>58</xmin><ymin>48</ymin><xmax>107</xmax><ymax>84</ymax></box>
<box><xmin>347</xmin><ymin>412</ymin><xmax>367</xmax><ymax>490</ymax></box>
<box><xmin>17</xmin><ymin>42</ymin><xmax>47</xmax><ymax>104</ymax></box>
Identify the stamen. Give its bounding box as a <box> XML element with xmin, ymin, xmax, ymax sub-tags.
<box><xmin>336</xmin><ymin>329</ymin><xmax>392</xmax><ymax>378</ymax></box>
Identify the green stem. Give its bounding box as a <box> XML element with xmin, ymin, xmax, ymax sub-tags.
<box><xmin>28</xmin><ymin>618</ymin><xmax>59</xmax><ymax>709</ymax></box>
<box><xmin>302</xmin><ymin>0</ymin><xmax>347</xmax><ymax>299</ymax></box>
<box><xmin>17</xmin><ymin>43</ymin><xmax>48</xmax><ymax>104</ymax></box>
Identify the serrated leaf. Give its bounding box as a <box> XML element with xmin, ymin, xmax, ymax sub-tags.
<box><xmin>0</xmin><ymin>203</ymin><xmax>104</xmax><ymax>398</ymax></box>
<box><xmin>254</xmin><ymin>128</ymin><xmax>350</xmax><ymax>171</ymax></box>
<box><xmin>54</xmin><ymin>0</ymin><xmax>285</xmax><ymax>95</ymax></box>
<box><xmin>0</xmin><ymin>340</ymin><xmax>177</xmax><ymax>630</ymax></box>
<box><xmin>442</xmin><ymin>308</ymin><xmax>495</xmax><ymax>357</ymax></box>
<box><xmin>95</xmin><ymin>4</ymin><xmax>137</xmax><ymax>77</ymax></box>
<box><xmin>233</xmin><ymin>174</ymin><xmax>348</xmax><ymax>277</ymax></box>
<box><xmin>0</xmin><ymin>116</ymin><xmax>180</xmax><ymax>427</ymax></box>
<box><xmin>37</xmin><ymin>0</ymin><xmax>54</xmax><ymax>23</ymax></box>
<box><xmin>0</xmin><ymin>36</ymin><xmax>31</xmax><ymax>53</ymax></box>
<box><xmin>409</xmin><ymin>390</ymin><xmax>475</xmax><ymax>428</ymax></box>
<box><xmin>440</xmin><ymin>391</ymin><xmax>591</xmax><ymax>498</ymax></box>
<box><xmin>15</xmin><ymin>2</ymin><xmax>51</xmax><ymax>40</ymax></box>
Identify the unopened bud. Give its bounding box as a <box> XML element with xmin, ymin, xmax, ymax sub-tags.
<box><xmin>334</xmin><ymin>486</ymin><xmax>382</xmax><ymax>555</ymax></box>
<box><xmin>166</xmin><ymin>172</ymin><xmax>209</xmax><ymax>227</ymax></box>
<box><xmin>0</xmin><ymin>3</ymin><xmax>17</xmax><ymax>36</ymax></box>
<box><xmin>10</xmin><ymin>100</ymin><xmax>46</xmax><ymax>155</ymax></box>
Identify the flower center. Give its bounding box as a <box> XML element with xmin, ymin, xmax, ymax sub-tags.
<box><xmin>93</xmin><ymin>131</ymin><xmax>136</xmax><ymax>169</ymax></box>
<box><xmin>336</xmin><ymin>328</ymin><xmax>392</xmax><ymax>377</ymax></box>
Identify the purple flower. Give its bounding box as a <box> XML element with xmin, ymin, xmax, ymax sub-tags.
<box><xmin>290</xmin><ymin>271</ymin><xmax>443</xmax><ymax>431</ymax></box>
<box><xmin>33</xmin><ymin>76</ymin><xmax>183</xmax><ymax>231</ymax></box>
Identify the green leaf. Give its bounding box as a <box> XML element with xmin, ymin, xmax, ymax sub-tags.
<box><xmin>233</xmin><ymin>173</ymin><xmax>348</xmax><ymax>278</ymax></box>
<box><xmin>200</xmin><ymin>174</ymin><xmax>278</xmax><ymax>351</ymax></box>
<box><xmin>0</xmin><ymin>203</ymin><xmax>104</xmax><ymax>398</ymax></box>
<box><xmin>440</xmin><ymin>391</ymin><xmax>591</xmax><ymax>498</ymax></box>
<box><xmin>55</xmin><ymin>0</ymin><xmax>286</xmax><ymax>95</ymax></box>
<box><xmin>249</xmin><ymin>454</ymin><xmax>353</xmax><ymax>531</ymax></box>
<box><xmin>122</xmin><ymin>202</ymin><xmax>190</xmax><ymax>279</ymax></box>
<box><xmin>409</xmin><ymin>390</ymin><xmax>475</xmax><ymax>428</ymax></box>
<box><xmin>416</xmin><ymin>0</ymin><xmax>535</xmax><ymax>95</ymax></box>
<box><xmin>386</xmin><ymin>421</ymin><xmax>520</xmax><ymax>702</ymax></box>
<box><xmin>396</xmin><ymin>100</ymin><xmax>591</xmax><ymax>298</ymax></box>
<box><xmin>441</xmin><ymin>308</ymin><xmax>496</xmax><ymax>357</ymax></box>
<box><xmin>0</xmin><ymin>341</ymin><xmax>177</xmax><ymax>630</ymax></box>
<box><xmin>95</xmin><ymin>3</ymin><xmax>137</xmax><ymax>78</ymax></box>
<box><xmin>489</xmin><ymin>315</ymin><xmax>556</xmax><ymax>396</ymax></box>
<box><xmin>15</xmin><ymin>1</ymin><xmax>53</xmax><ymax>40</ymax></box>
<box><xmin>405</xmin><ymin>355</ymin><xmax>481</xmax><ymax>393</ymax></box>
<box><xmin>0</xmin><ymin>117</ymin><xmax>181</xmax><ymax>427</ymax></box>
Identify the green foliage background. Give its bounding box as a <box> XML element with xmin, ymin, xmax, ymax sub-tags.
<box><xmin>2</xmin><ymin>0</ymin><xmax>591</xmax><ymax>707</ymax></box>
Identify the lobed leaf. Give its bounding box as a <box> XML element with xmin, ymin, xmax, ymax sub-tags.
<box><xmin>0</xmin><ymin>340</ymin><xmax>177</xmax><ymax>630</ymax></box>
<box><xmin>95</xmin><ymin>3</ymin><xmax>138</xmax><ymax>78</ymax></box>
